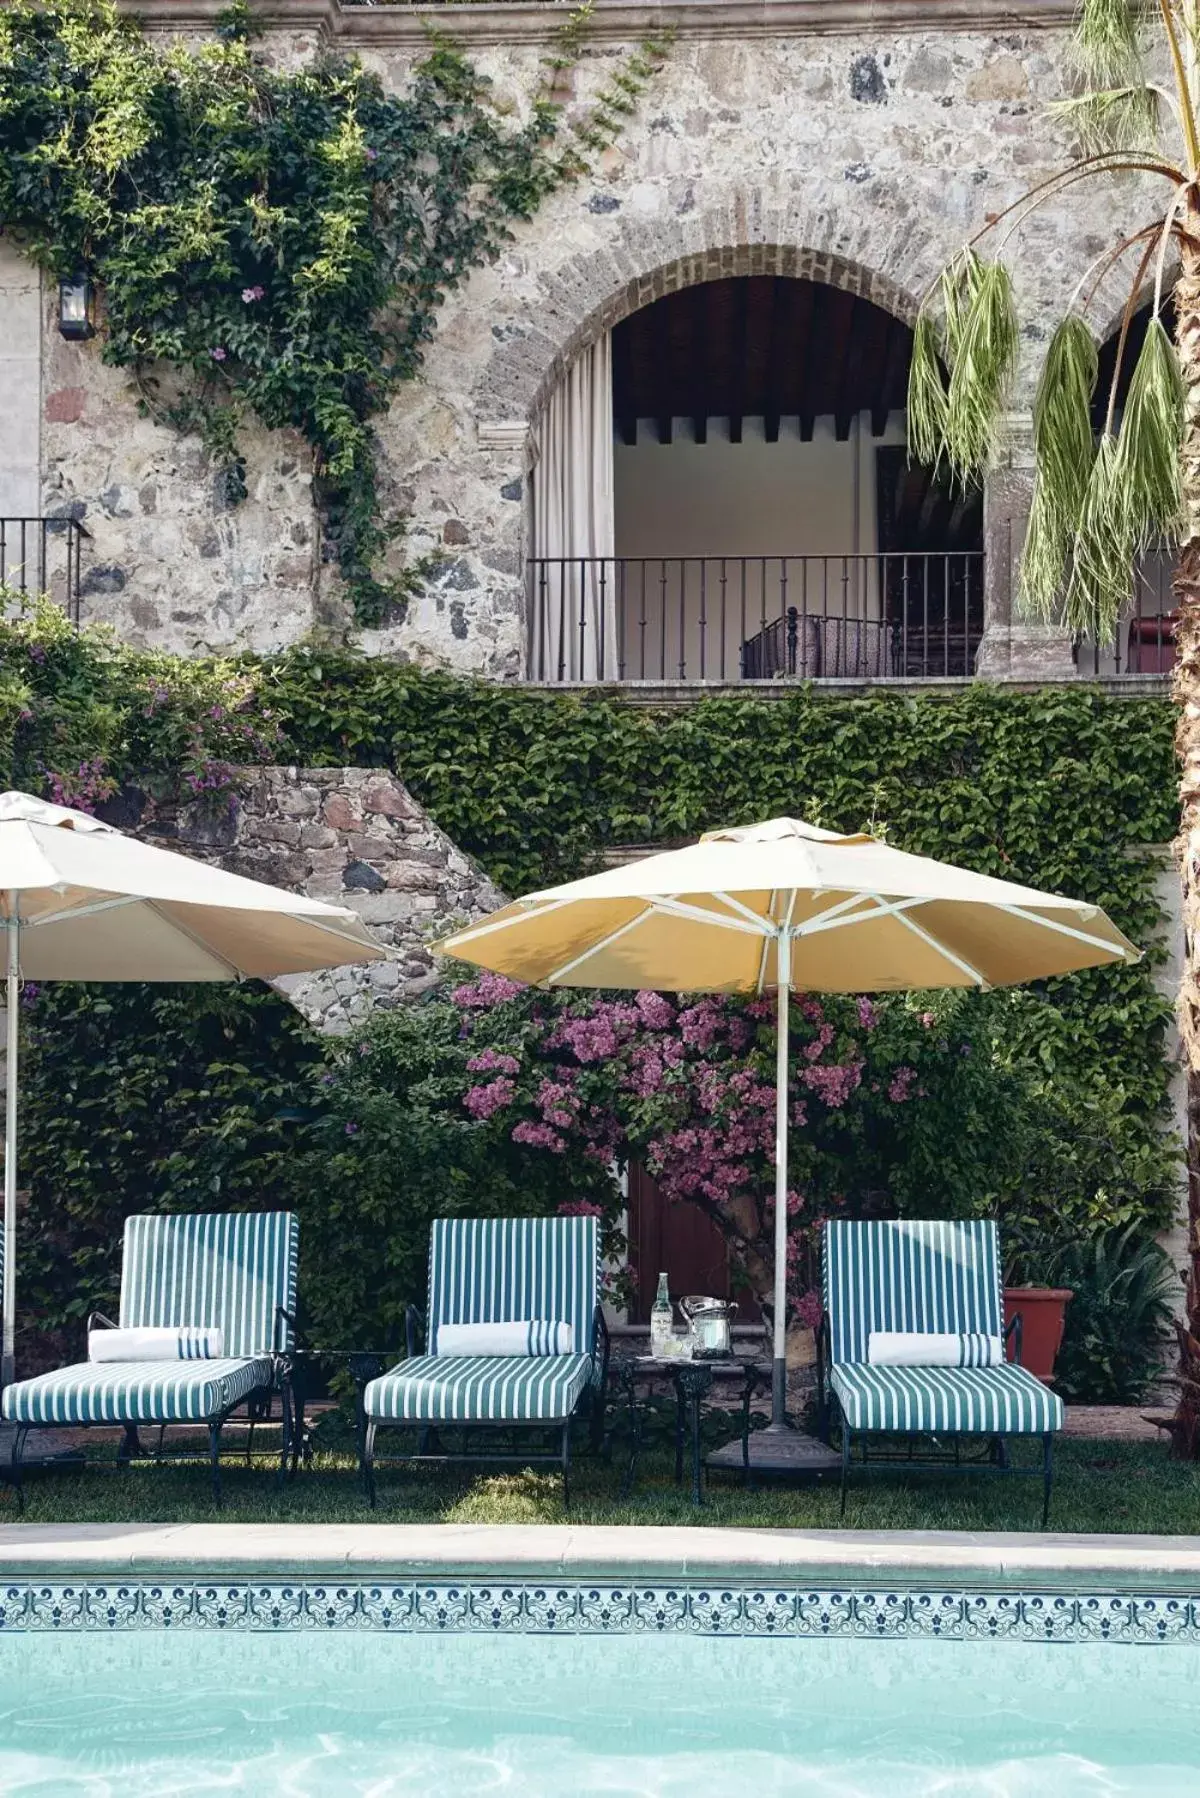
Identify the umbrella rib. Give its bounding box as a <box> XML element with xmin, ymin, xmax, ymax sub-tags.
<box><xmin>442</xmin><ymin>896</ymin><xmax>575</xmax><ymax>950</ymax></box>
<box><xmin>649</xmin><ymin>897</ymin><xmax>768</xmax><ymax>936</ymax></box>
<box><xmin>890</xmin><ymin>908</ymin><xmax>988</xmax><ymax>987</ymax></box>
<box><xmin>143</xmin><ymin>900</ymin><xmax>246</xmax><ymax>979</ymax></box>
<box><xmin>546</xmin><ymin>908</ymin><xmax>654</xmax><ymax>983</ymax></box>
<box><xmin>995</xmin><ymin>902</ymin><xmax>1136</xmax><ymax>960</ymax></box>
<box><xmin>756</xmin><ymin>890</ymin><xmax>778</xmax><ymax>995</ymax></box>
<box><xmin>24</xmin><ymin>894</ymin><xmax>143</xmax><ymax>930</ymax></box>
<box><xmin>793</xmin><ymin>894</ymin><xmax>930</xmax><ymax>938</ymax></box>
<box><xmin>710</xmin><ymin>891</ymin><xmax>773</xmax><ymax>931</ymax></box>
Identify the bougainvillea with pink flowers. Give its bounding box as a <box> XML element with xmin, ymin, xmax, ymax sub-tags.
<box><xmin>445</xmin><ymin>970</ymin><xmax>1027</xmax><ymax>1323</ymax></box>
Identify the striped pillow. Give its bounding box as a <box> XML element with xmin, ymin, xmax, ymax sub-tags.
<box><xmin>435</xmin><ymin>1320</ymin><xmax>575</xmax><ymax>1358</ymax></box>
<box><xmin>88</xmin><ymin>1326</ymin><xmax>224</xmax><ymax>1363</ymax></box>
<box><xmin>867</xmin><ymin>1330</ymin><xmax>1003</xmax><ymax>1368</ymax></box>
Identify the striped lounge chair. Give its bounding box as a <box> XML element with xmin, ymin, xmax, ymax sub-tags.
<box><xmin>2</xmin><ymin>1210</ymin><xmax>298</xmax><ymax>1504</ymax></box>
<box><xmin>361</xmin><ymin>1215</ymin><xmax>609</xmax><ymax>1507</ymax></box>
<box><xmin>821</xmin><ymin>1219</ymin><xmax>1063</xmax><ymax>1523</ymax></box>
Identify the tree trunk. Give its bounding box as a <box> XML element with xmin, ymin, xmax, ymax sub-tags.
<box><xmin>1170</xmin><ymin>227</ymin><xmax>1200</xmax><ymax>1456</ymax></box>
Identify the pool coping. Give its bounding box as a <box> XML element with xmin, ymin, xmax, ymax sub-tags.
<box><xmin>1</xmin><ymin>1527</ymin><xmax>1197</xmax><ymax>1636</ymax></box>
<box><xmin>1</xmin><ymin>1522</ymin><xmax>1199</xmax><ymax>1587</ymax></box>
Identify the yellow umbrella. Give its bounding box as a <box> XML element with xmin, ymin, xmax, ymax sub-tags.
<box><xmin>441</xmin><ymin>817</ymin><xmax>1139</xmax><ymax>1433</ymax></box>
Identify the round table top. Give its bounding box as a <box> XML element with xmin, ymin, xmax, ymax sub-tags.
<box><xmin>621</xmin><ymin>1354</ymin><xmax>770</xmax><ymax>1377</ymax></box>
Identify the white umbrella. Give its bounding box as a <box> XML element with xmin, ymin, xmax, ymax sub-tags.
<box><xmin>442</xmin><ymin>816</ymin><xmax>1141</xmax><ymax>1436</ymax></box>
<box><xmin>0</xmin><ymin>790</ymin><xmax>385</xmax><ymax>1384</ymax></box>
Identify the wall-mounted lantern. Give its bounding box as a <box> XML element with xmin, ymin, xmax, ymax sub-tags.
<box><xmin>57</xmin><ymin>272</ymin><xmax>95</xmax><ymax>341</ymax></box>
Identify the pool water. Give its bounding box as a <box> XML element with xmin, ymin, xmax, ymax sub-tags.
<box><xmin>0</xmin><ymin>1631</ymin><xmax>1196</xmax><ymax>1794</ymax></box>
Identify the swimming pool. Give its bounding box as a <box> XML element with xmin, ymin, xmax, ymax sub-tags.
<box><xmin>0</xmin><ymin>1628</ymin><xmax>1196</xmax><ymax>1794</ymax></box>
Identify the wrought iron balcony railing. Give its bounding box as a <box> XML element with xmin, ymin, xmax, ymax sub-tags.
<box><xmin>1074</xmin><ymin>549</ymin><xmax>1177</xmax><ymax>677</ymax></box>
<box><xmin>527</xmin><ymin>553</ymin><xmax>985</xmax><ymax>684</ymax></box>
<box><xmin>0</xmin><ymin>518</ymin><xmax>89</xmax><ymax>626</ymax></box>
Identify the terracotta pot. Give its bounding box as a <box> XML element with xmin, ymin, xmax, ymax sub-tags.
<box><xmin>1003</xmin><ymin>1287</ymin><xmax>1073</xmax><ymax>1382</ymax></box>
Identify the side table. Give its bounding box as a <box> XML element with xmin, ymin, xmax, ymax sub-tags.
<box><xmin>286</xmin><ymin>1348</ymin><xmax>389</xmax><ymax>1474</ymax></box>
<box><xmin>616</xmin><ymin>1355</ymin><xmax>771</xmax><ymax>1505</ymax></box>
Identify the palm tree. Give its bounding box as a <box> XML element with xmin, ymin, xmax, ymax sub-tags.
<box><xmin>907</xmin><ymin>0</ymin><xmax>1200</xmax><ymax>1452</ymax></box>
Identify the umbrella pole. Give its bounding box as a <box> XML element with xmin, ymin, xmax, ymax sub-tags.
<box><xmin>2</xmin><ymin>912</ymin><xmax>16</xmax><ymax>1391</ymax></box>
<box><xmin>770</xmin><ymin>929</ymin><xmax>790</xmax><ymax>1429</ymax></box>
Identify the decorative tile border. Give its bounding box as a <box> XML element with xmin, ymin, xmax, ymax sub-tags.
<box><xmin>0</xmin><ymin>1581</ymin><xmax>1196</xmax><ymax>1641</ymax></box>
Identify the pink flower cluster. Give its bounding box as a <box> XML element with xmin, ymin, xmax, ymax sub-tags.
<box><xmin>452</xmin><ymin>972</ymin><xmax>527</xmax><ymax>1009</ymax></box>
<box><xmin>467</xmin><ymin>1048</ymin><xmax>521</xmax><ymax>1076</ymax></box>
<box><xmin>888</xmin><ymin>1066</ymin><xmax>918</xmax><ymax>1103</ymax></box>
<box><xmin>463</xmin><ymin>1077</ymin><xmax>516</xmax><ymax>1120</ymax></box>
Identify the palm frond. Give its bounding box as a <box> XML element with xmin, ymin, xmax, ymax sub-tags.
<box><xmin>1020</xmin><ymin>316</ymin><xmax>1099</xmax><ymax>619</ymax></box>
<box><xmin>943</xmin><ymin>252</ymin><xmax>1019</xmax><ymax>479</ymax></box>
<box><xmin>1074</xmin><ymin>0</ymin><xmax>1145</xmax><ymax>87</ymax></box>
<box><xmin>906</xmin><ymin>310</ymin><xmax>949</xmax><ymax>470</ymax></box>
<box><xmin>1115</xmin><ymin>313</ymin><xmax>1184</xmax><ymax>541</ymax></box>
<box><xmin>1049</xmin><ymin>84</ymin><xmax>1160</xmax><ymax>155</ymax></box>
<box><xmin>1063</xmin><ymin>433</ymin><xmax>1138</xmax><ymax>640</ymax></box>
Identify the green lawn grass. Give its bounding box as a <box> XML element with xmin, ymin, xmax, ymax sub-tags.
<box><xmin>4</xmin><ymin>1421</ymin><xmax>1196</xmax><ymax>1534</ymax></box>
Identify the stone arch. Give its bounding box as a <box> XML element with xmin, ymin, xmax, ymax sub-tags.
<box><xmin>473</xmin><ymin>189</ymin><xmax>933</xmax><ymax>435</ymax></box>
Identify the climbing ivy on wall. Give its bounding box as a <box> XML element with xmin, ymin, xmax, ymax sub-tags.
<box><xmin>0</xmin><ymin>0</ymin><xmax>664</xmax><ymax>625</ymax></box>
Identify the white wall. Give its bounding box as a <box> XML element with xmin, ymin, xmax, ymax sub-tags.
<box><xmin>612</xmin><ymin>412</ymin><xmax>905</xmax><ymax>679</ymax></box>
<box><xmin>0</xmin><ymin>242</ymin><xmax>41</xmax><ymax>519</ymax></box>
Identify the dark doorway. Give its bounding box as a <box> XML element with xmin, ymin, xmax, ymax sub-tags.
<box><xmin>626</xmin><ymin>1163</ymin><xmax>762</xmax><ymax>1325</ymax></box>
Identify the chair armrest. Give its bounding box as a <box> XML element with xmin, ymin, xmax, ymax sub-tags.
<box><xmin>1004</xmin><ymin>1310</ymin><xmax>1023</xmax><ymax>1367</ymax></box>
<box><xmin>405</xmin><ymin>1304</ymin><xmax>425</xmax><ymax>1359</ymax></box>
<box><xmin>591</xmin><ymin>1303</ymin><xmax>610</xmax><ymax>1394</ymax></box>
<box><xmin>276</xmin><ymin>1304</ymin><xmax>311</xmax><ymax>1356</ymax></box>
<box><xmin>86</xmin><ymin>1310</ymin><xmax>118</xmax><ymax>1333</ymax></box>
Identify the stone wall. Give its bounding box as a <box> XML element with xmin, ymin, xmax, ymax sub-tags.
<box><xmin>6</xmin><ymin>2</ymin><xmax>1165</xmax><ymax>670</ymax></box>
<box><xmin>145</xmin><ymin>766</ymin><xmax>504</xmax><ymax>1030</ymax></box>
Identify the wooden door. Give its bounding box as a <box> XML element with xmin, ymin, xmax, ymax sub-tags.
<box><xmin>626</xmin><ymin>1163</ymin><xmax>761</xmax><ymax>1323</ymax></box>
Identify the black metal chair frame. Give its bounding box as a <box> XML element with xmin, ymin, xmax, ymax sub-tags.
<box><xmin>5</xmin><ymin>1304</ymin><xmax>296</xmax><ymax>1509</ymax></box>
<box><xmin>818</xmin><ymin>1312</ymin><xmax>1057</xmax><ymax>1527</ymax></box>
<box><xmin>358</xmin><ymin>1303</ymin><xmax>610</xmax><ymax>1510</ymax></box>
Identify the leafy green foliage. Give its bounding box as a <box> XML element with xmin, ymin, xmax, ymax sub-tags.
<box><xmin>0</xmin><ymin>0</ymin><xmax>664</xmax><ymax>625</ymax></box>
<box><xmin>16</xmin><ymin>980</ymin><xmax>322</xmax><ymax>1373</ymax></box>
<box><xmin>285</xmin><ymin>999</ymin><xmax>625</xmax><ymax>1355</ymax></box>
<box><xmin>0</xmin><ymin>615</ymin><xmax>1183</xmax><ymax>1391</ymax></box>
<box><xmin>1047</xmin><ymin>1224</ymin><xmax>1179</xmax><ymax>1403</ymax></box>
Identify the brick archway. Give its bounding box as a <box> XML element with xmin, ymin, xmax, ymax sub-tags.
<box><xmin>472</xmin><ymin>190</ymin><xmax>932</xmax><ymax>433</ymax></box>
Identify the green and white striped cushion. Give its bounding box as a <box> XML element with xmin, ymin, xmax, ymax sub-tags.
<box><xmin>831</xmin><ymin>1363</ymin><xmax>1063</xmax><ymax>1435</ymax></box>
<box><xmin>120</xmin><ymin>1212</ymin><xmax>298</xmax><ymax>1357</ymax></box>
<box><xmin>427</xmin><ymin>1216</ymin><xmax>598</xmax><ymax>1356</ymax></box>
<box><xmin>824</xmin><ymin>1219</ymin><xmax>1003</xmax><ymax>1366</ymax></box>
<box><xmin>2</xmin><ymin>1356</ymin><xmax>273</xmax><ymax>1425</ymax></box>
<box><xmin>364</xmin><ymin>1353</ymin><xmax>593</xmax><ymax>1423</ymax></box>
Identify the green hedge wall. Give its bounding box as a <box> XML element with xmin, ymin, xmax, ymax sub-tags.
<box><xmin>269</xmin><ymin>653</ymin><xmax>1177</xmax><ymax>1117</ymax></box>
<box><xmin>0</xmin><ymin>618</ymin><xmax>1183</xmax><ymax>1383</ymax></box>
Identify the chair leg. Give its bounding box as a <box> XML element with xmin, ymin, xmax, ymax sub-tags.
<box><xmin>362</xmin><ymin>1420</ymin><xmax>378</xmax><ymax>1510</ymax></box>
<box><xmin>839</xmin><ymin>1422</ymin><xmax>851</xmax><ymax>1521</ymax></box>
<box><xmin>561</xmin><ymin>1423</ymin><xmax>571</xmax><ymax>1510</ymax></box>
<box><xmin>10</xmin><ymin>1424</ymin><xmax>27</xmax><ymax>1514</ymax></box>
<box><xmin>208</xmin><ymin>1421</ymin><xmax>223</xmax><ymax>1508</ymax></box>
<box><xmin>116</xmin><ymin>1423</ymin><xmax>143</xmax><ymax>1465</ymax></box>
<box><xmin>1041</xmin><ymin>1432</ymin><xmax>1053</xmax><ymax>1528</ymax></box>
<box><xmin>277</xmin><ymin>1377</ymin><xmax>293</xmax><ymax>1489</ymax></box>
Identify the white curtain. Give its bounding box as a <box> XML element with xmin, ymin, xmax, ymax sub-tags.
<box><xmin>531</xmin><ymin>334</ymin><xmax>616</xmax><ymax>681</ymax></box>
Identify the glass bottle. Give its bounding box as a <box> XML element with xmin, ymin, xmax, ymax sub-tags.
<box><xmin>650</xmin><ymin>1271</ymin><xmax>673</xmax><ymax>1358</ymax></box>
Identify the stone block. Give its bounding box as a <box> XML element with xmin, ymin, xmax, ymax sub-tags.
<box><xmin>361</xmin><ymin>781</ymin><xmax>413</xmax><ymax>820</ymax></box>
<box><xmin>384</xmin><ymin>863</ymin><xmax>443</xmax><ymax>893</ymax></box>
<box><xmin>322</xmin><ymin>794</ymin><xmax>358</xmax><ymax>832</ymax></box>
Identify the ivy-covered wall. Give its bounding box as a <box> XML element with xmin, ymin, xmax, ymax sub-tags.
<box><xmin>0</xmin><ymin>608</ymin><xmax>1183</xmax><ymax>1381</ymax></box>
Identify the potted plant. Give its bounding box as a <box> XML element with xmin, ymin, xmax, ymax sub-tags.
<box><xmin>1002</xmin><ymin>1224</ymin><xmax>1073</xmax><ymax>1383</ymax></box>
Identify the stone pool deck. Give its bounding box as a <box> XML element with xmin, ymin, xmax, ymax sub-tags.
<box><xmin>1</xmin><ymin>1523</ymin><xmax>1199</xmax><ymax>1593</ymax></box>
